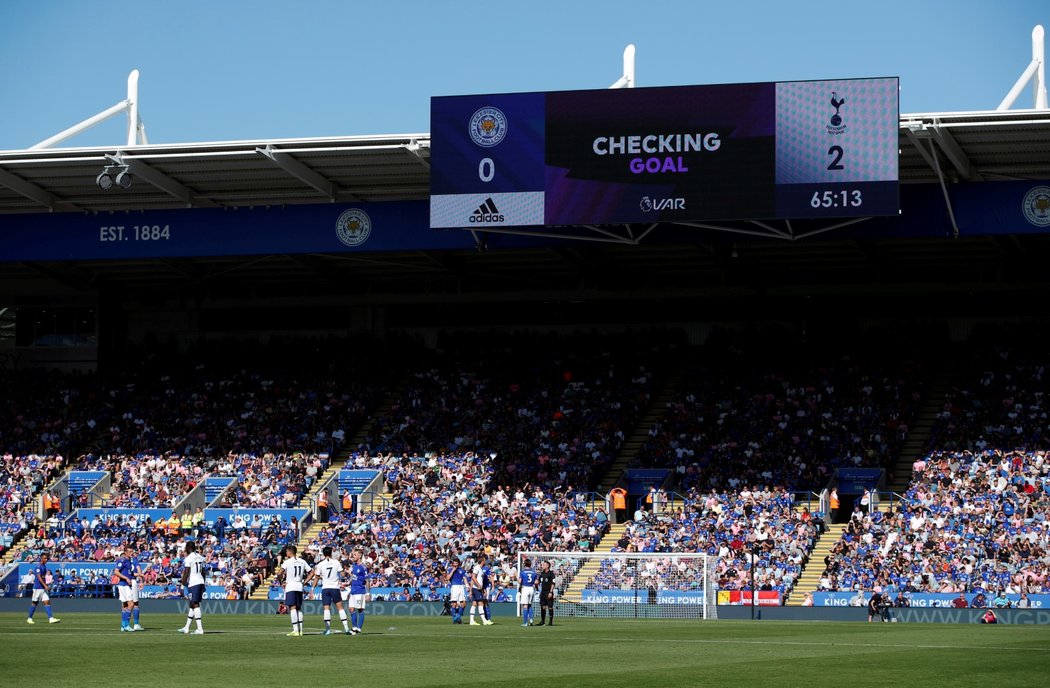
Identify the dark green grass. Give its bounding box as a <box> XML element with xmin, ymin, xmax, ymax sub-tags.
<box><xmin>2</xmin><ymin>613</ymin><xmax>1048</xmax><ymax>687</ymax></box>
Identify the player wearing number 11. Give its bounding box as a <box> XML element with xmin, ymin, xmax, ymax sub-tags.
<box><xmin>280</xmin><ymin>545</ymin><xmax>312</xmax><ymax>637</ymax></box>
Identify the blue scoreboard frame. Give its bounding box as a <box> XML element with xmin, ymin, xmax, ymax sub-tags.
<box><xmin>430</xmin><ymin>77</ymin><xmax>899</xmax><ymax>228</ymax></box>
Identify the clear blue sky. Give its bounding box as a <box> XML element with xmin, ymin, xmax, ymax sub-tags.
<box><xmin>0</xmin><ymin>0</ymin><xmax>1046</xmax><ymax>149</ymax></box>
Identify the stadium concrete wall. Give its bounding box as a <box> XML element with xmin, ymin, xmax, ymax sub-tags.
<box><xmin>4</xmin><ymin>598</ymin><xmax>1048</xmax><ymax>624</ymax></box>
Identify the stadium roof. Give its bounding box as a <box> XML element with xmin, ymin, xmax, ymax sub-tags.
<box><xmin>0</xmin><ymin>134</ymin><xmax>431</xmax><ymax>214</ymax></box>
<box><xmin>1</xmin><ymin>111</ymin><xmax>1049</xmax><ymax>300</ymax></box>
<box><xmin>1</xmin><ymin>110</ymin><xmax>1049</xmax><ymax>215</ymax></box>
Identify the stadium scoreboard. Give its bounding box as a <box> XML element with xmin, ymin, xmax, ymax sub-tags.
<box><xmin>430</xmin><ymin>77</ymin><xmax>899</xmax><ymax>228</ymax></box>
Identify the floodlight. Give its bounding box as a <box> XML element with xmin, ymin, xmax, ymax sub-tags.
<box><xmin>96</xmin><ymin>170</ymin><xmax>114</xmax><ymax>190</ymax></box>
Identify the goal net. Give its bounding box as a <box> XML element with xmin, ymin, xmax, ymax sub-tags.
<box><xmin>517</xmin><ymin>551</ymin><xmax>717</xmax><ymax>620</ymax></box>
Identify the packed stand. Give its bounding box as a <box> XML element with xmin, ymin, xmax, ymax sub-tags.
<box><xmin>362</xmin><ymin>332</ymin><xmax>669</xmax><ymax>492</ymax></box>
<box><xmin>601</xmin><ymin>485</ymin><xmax>818</xmax><ymax>596</ymax></box>
<box><xmin>0</xmin><ymin>369</ymin><xmax>103</xmax><ymax>457</ymax></box>
<box><xmin>1</xmin><ymin>369</ymin><xmax>100</xmax><ymax>555</ymax></box>
<box><xmin>1</xmin><ymin>454</ymin><xmax>67</xmax><ymax>556</ymax></box>
<box><xmin>299</xmin><ymin>450</ymin><xmax>611</xmax><ymax>598</ymax></box>
<box><xmin>14</xmin><ymin>507</ymin><xmax>300</xmax><ymax>600</ymax></box>
<box><xmin>926</xmin><ymin>338</ymin><xmax>1048</xmax><ymax>453</ymax></box>
<box><xmin>61</xmin><ymin>336</ymin><xmax>400</xmax><ymax>507</ymax></box>
<box><xmin>639</xmin><ymin>335</ymin><xmax>923</xmax><ymax>493</ymax></box>
<box><xmin>820</xmin><ymin>449</ymin><xmax>1050</xmax><ymax>596</ymax></box>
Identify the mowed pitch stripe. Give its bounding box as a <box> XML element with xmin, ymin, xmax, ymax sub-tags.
<box><xmin>4</xmin><ymin>625</ymin><xmax>1049</xmax><ymax>652</ymax></box>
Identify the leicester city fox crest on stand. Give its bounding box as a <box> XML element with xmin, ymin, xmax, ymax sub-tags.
<box><xmin>469</xmin><ymin>106</ymin><xmax>508</xmax><ymax>148</ymax></box>
<box><xmin>1022</xmin><ymin>185</ymin><xmax>1050</xmax><ymax>227</ymax></box>
<box><xmin>335</xmin><ymin>209</ymin><xmax>372</xmax><ymax>247</ymax></box>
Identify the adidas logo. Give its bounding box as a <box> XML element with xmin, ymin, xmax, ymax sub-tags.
<box><xmin>469</xmin><ymin>198</ymin><xmax>505</xmax><ymax>224</ymax></box>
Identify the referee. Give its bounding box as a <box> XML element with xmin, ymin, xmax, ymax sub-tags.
<box><xmin>537</xmin><ymin>560</ymin><xmax>556</xmax><ymax>626</ymax></box>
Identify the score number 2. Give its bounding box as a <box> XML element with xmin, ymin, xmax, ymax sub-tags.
<box><xmin>827</xmin><ymin>145</ymin><xmax>844</xmax><ymax>171</ymax></box>
<box><xmin>479</xmin><ymin>158</ymin><xmax>495</xmax><ymax>182</ymax></box>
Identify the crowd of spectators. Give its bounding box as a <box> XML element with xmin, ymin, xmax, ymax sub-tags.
<box><xmin>595</xmin><ymin>485</ymin><xmax>819</xmax><ymax>596</ymax></box>
<box><xmin>1</xmin><ymin>454</ymin><xmax>66</xmax><ymax>556</ymax></box>
<box><xmin>0</xmin><ymin>370</ymin><xmax>100</xmax><ymax>457</ymax></box>
<box><xmin>926</xmin><ymin>341</ymin><xmax>1048</xmax><ymax>453</ymax></box>
<box><xmin>639</xmin><ymin>344</ymin><xmax>923</xmax><ymax>493</ymax></box>
<box><xmin>13</xmin><ymin>508</ymin><xmax>299</xmax><ymax>600</ymax></box>
<box><xmin>362</xmin><ymin>333</ymin><xmax>666</xmax><ymax>492</ymax></box>
<box><xmin>298</xmin><ymin>450</ymin><xmax>611</xmax><ymax>597</ymax></box>
<box><xmin>1</xmin><ymin>369</ymin><xmax>96</xmax><ymax>557</ymax></box>
<box><xmin>817</xmin><ymin>335</ymin><xmax>1050</xmax><ymax>598</ymax></box>
<box><xmin>68</xmin><ymin>450</ymin><xmax>328</xmax><ymax>510</ymax></box>
<box><xmin>820</xmin><ymin>448</ymin><xmax>1050</xmax><ymax>596</ymax></box>
<box><xmin>91</xmin><ymin>369</ymin><xmax>368</xmax><ymax>459</ymax></box>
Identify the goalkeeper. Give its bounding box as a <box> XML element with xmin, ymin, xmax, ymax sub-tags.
<box><xmin>537</xmin><ymin>560</ymin><xmax>556</xmax><ymax>626</ymax></box>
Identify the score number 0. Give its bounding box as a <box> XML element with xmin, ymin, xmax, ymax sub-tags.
<box><xmin>479</xmin><ymin>158</ymin><xmax>495</xmax><ymax>182</ymax></box>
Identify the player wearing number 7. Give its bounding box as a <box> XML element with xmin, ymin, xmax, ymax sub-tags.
<box><xmin>304</xmin><ymin>546</ymin><xmax>351</xmax><ymax>635</ymax></box>
<box><xmin>280</xmin><ymin>545</ymin><xmax>312</xmax><ymax>637</ymax></box>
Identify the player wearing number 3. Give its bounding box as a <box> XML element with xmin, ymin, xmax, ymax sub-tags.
<box><xmin>280</xmin><ymin>545</ymin><xmax>312</xmax><ymax>637</ymax></box>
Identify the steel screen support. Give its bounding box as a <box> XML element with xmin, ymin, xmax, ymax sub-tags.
<box><xmin>31</xmin><ymin>70</ymin><xmax>147</xmax><ymax>149</ymax></box>
<box><xmin>609</xmin><ymin>45</ymin><xmax>636</xmax><ymax>89</ymax></box>
<box><xmin>997</xmin><ymin>25</ymin><xmax>1047</xmax><ymax>110</ymax></box>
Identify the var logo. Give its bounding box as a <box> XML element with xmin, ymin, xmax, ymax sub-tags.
<box><xmin>640</xmin><ymin>196</ymin><xmax>685</xmax><ymax>212</ymax></box>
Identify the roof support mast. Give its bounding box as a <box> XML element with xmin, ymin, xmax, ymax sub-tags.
<box><xmin>608</xmin><ymin>45</ymin><xmax>636</xmax><ymax>89</ymax></box>
<box><xmin>997</xmin><ymin>25</ymin><xmax>1048</xmax><ymax>110</ymax></box>
<box><xmin>30</xmin><ymin>70</ymin><xmax>147</xmax><ymax>149</ymax></box>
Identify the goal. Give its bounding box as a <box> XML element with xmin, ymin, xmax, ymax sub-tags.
<box><xmin>517</xmin><ymin>551</ymin><xmax>718</xmax><ymax>620</ymax></box>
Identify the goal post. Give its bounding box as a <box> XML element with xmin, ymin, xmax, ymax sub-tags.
<box><xmin>517</xmin><ymin>551</ymin><xmax>718</xmax><ymax>620</ymax></box>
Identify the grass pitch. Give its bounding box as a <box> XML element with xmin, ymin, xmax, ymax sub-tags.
<box><xmin>3</xmin><ymin>613</ymin><xmax>1049</xmax><ymax>687</ymax></box>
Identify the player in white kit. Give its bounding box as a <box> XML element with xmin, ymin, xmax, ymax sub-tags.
<box><xmin>280</xmin><ymin>545</ymin><xmax>312</xmax><ymax>637</ymax></box>
<box><xmin>179</xmin><ymin>541</ymin><xmax>206</xmax><ymax>635</ymax></box>
<box><xmin>305</xmin><ymin>546</ymin><xmax>351</xmax><ymax>635</ymax></box>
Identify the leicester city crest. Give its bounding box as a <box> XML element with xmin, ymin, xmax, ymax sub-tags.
<box><xmin>1022</xmin><ymin>186</ymin><xmax>1050</xmax><ymax>228</ymax></box>
<box><xmin>469</xmin><ymin>106</ymin><xmax>508</xmax><ymax>148</ymax></box>
<box><xmin>335</xmin><ymin>208</ymin><xmax>372</xmax><ymax>247</ymax></box>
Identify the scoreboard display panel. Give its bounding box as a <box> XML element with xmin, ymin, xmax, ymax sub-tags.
<box><xmin>430</xmin><ymin>77</ymin><xmax>898</xmax><ymax>228</ymax></box>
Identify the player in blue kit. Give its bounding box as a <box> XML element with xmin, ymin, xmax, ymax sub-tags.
<box><xmin>343</xmin><ymin>549</ymin><xmax>369</xmax><ymax>635</ymax></box>
<box><xmin>25</xmin><ymin>552</ymin><xmax>60</xmax><ymax>625</ymax></box>
<box><xmin>445</xmin><ymin>558</ymin><xmax>468</xmax><ymax>624</ymax></box>
<box><xmin>129</xmin><ymin>552</ymin><xmax>143</xmax><ymax>631</ymax></box>
<box><xmin>518</xmin><ymin>559</ymin><xmax>538</xmax><ymax>627</ymax></box>
<box><xmin>115</xmin><ymin>545</ymin><xmax>138</xmax><ymax>632</ymax></box>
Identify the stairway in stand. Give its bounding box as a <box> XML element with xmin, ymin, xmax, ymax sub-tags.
<box><xmin>596</xmin><ymin>364</ymin><xmax>685</xmax><ymax>495</ymax></box>
<box><xmin>0</xmin><ymin>463</ymin><xmax>79</xmax><ymax>567</ymax></box>
<box><xmin>249</xmin><ymin>571</ymin><xmax>276</xmax><ymax>602</ymax></box>
<box><xmin>560</xmin><ymin>523</ymin><xmax>627</xmax><ymax>603</ymax></box>
<box><xmin>785</xmin><ymin>523</ymin><xmax>846</xmax><ymax>606</ymax></box>
<box><xmin>250</xmin><ymin>520</ymin><xmax>330</xmax><ymax>601</ymax></box>
<box><xmin>254</xmin><ymin>381</ymin><xmax>407</xmax><ymax>602</ymax></box>
<box><xmin>888</xmin><ymin>366</ymin><xmax>958</xmax><ymax>494</ymax></box>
